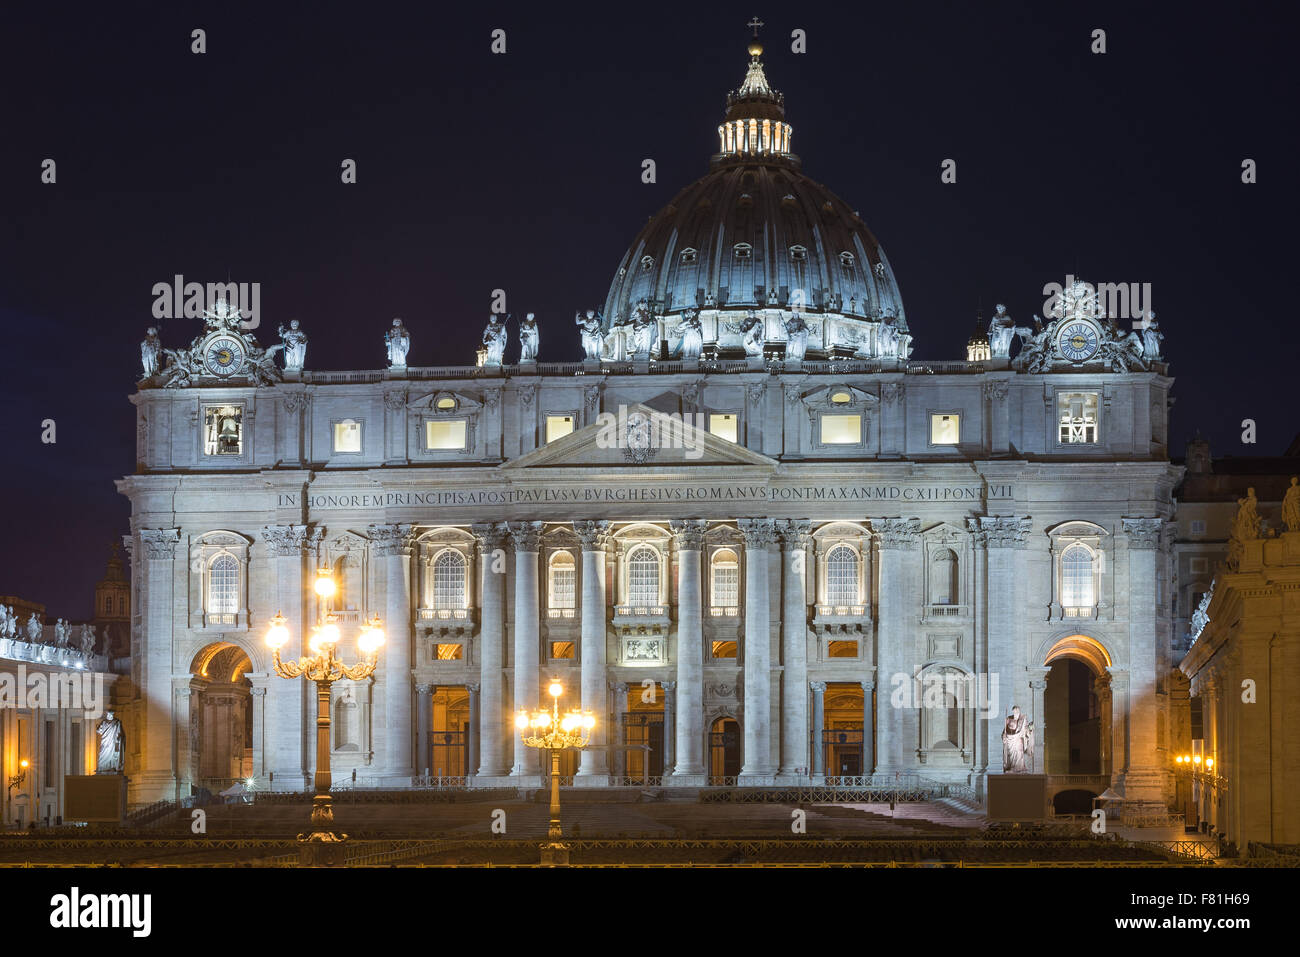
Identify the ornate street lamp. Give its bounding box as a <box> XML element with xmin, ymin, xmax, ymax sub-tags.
<box><xmin>265</xmin><ymin>573</ymin><xmax>384</xmax><ymax>866</ymax></box>
<box><xmin>7</xmin><ymin>758</ymin><xmax>29</xmax><ymax>794</ymax></box>
<box><xmin>516</xmin><ymin>680</ymin><xmax>595</xmax><ymax>866</ymax></box>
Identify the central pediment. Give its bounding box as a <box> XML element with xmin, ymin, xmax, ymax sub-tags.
<box><xmin>502</xmin><ymin>404</ymin><xmax>778</xmax><ymax>470</ymax></box>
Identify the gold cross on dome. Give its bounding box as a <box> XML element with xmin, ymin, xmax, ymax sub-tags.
<box><xmin>747</xmin><ymin>17</ymin><xmax>764</xmax><ymax>38</ymax></box>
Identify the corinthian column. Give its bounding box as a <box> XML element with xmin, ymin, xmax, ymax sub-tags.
<box><xmin>669</xmin><ymin>520</ymin><xmax>707</xmax><ymax>784</ymax></box>
<box><xmin>260</xmin><ymin>524</ymin><xmax>310</xmax><ymax>792</ymax></box>
<box><xmin>574</xmin><ymin>520</ymin><xmax>611</xmax><ymax>783</ymax></box>
<box><xmin>980</xmin><ymin>515</ymin><xmax>1032</xmax><ymax>771</ymax></box>
<box><xmin>371</xmin><ymin>523</ymin><xmax>416</xmax><ymax>783</ymax></box>
<box><xmin>139</xmin><ymin>529</ymin><xmax>182</xmax><ymax>802</ymax></box>
<box><xmin>738</xmin><ymin>518</ymin><xmax>776</xmax><ymax>780</ymax></box>
<box><xmin>509</xmin><ymin>521</ymin><xmax>543</xmax><ymax>779</ymax></box>
<box><xmin>1122</xmin><ymin>517</ymin><xmax>1165</xmax><ymax>801</ymax></box>
<box><xmin>965</xmin><ymin>519</ymin><xmax>989</xmax><ymax>781</ymax></box>
<box><xmin>777</xmin><ymin>520</ymin><xmax>811</xmax><ymax>780</ymax></box>
<box><xmin>874</xmin><ymin>518</ymin><xmax>920</xmax><ymax>773</ymax></box>
<box><xmin>472</xmin><ymin>523</ymin><xmax>508</xmax><ymax>777</ymax></box>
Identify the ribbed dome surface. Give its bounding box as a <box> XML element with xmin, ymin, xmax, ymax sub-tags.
<box><xmin>602</xmin><ymin>163</ymin><xmax>906</xmax><ymax>329</ymax></box>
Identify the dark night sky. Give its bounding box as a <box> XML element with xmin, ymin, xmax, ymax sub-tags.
<box><xmin>1</xmin><ymin>3</ymin><xmax>1294</xmax><ymax>618</ymax></box>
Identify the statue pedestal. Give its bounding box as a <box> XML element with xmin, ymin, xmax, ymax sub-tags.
<box><xmin>582</xmin><ymin>358</ymin><xmax>602</xmax><ymax>373</ymax></box>
<box><xmin>385</xmin><ymin>366</ymin><xmax>408</xmax><ymax>379</ymax></box>
<box><xmin>783</xmin><ymin>358</ymin><xmax>803</xmax><ymax>371</ymax></box>
<box><xmin>518</xmin><ymin>359</ymin><xmax>538</xmax><ymax>374</ymax></box>
<box><xmin>681</xmin><ymin>357</ymin><xmax>700</xmax><ymax>371</ymax></box>
<box><xmin>987</xmin><ymin>773</ymin><xmax>1047</xmax><ymax>821</ymax></box>
<box><xmin>64</xmin><ymin>774</ymin><xmax>127</xmax><ymax>824</ymax></box>
<box><xmin>746</xmin><ymin>356</ymin><xmax>765</xmax><ymax>371</ymax></box>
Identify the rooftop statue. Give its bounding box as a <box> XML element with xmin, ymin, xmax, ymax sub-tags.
<box><xmin>482</xmin><ymin>314</ymin><xmax>508</xmax><ymax>366</ymax></box>
<box><xmin>987</xmin><ymin>304</ymin><xmax>1034</xmax><ymax>359</ymax></box>
<box><xmin>678</xmin><ymin>308</ymin><xmax>704</xmax><ymax>360</ymax></box>
<box><xmin>278</xmin><ymin>319</ymin><xmax>308</xmax><ymax>370</ymax></box>
<box><xmin>385</xmin><ymin>318</ymin><xmax>410</xmax><ymax>367</ymax></box>
<box><xmin>629</xmin><ymin>301</ymin><xmax>655</xmax><ymax>358</ymax></box>
<box><xmin>576</xmin><ymin>310</ymin><xmax>603</xmax><ymax>361</ymax></box>
<box><xmin>741</xmin><ymin>310</ymin><xmax>764</xmax><ymax>357</ymax></box>
<box><xmin>783</xmin><ymin>313</ymin><xmax>809</xmax><ymax>361</ymax></box>
<box><xmin>518</xmin><ymin>312</ymin><xmax>539</xmax><ymax>363</ymax></box>
<box><xmin>1284</xmin><ymin>476</ymin><xmax>1300</xmax><ymax>534</ymax></box>
<box><xmin>1001</xmin><ymin>705</ymin><xmax>1034</xmax><ymax>773</ymax></box>
<box><xmin>141</xmin><ymin>327</ymin><xmax>162</xmax><ymax>377</ymax></box>
<box><xmin>26</xmin><ymin>612</ymin><xmax>42</xmax><ymax>644</ymax></box>
<box><xmin>1140</xmin><ymin>311</ymin><xmax>1164</xmax><ymax>360</ymax></box>
<box><xmin>1227</xmin><ymin>486</ymin><xmax>1261</xmax><ymax>570</ymax></box>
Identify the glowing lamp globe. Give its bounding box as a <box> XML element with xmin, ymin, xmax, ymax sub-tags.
<box><xmin>265</xmin><ymin>613</ymin><xmax>290</xmax><ymax>650</ymax></box>
<box><xmin>313</xmin><ymin>568</ymin><xmax>336</xmax><ymax>599</ymax></box>
<box><xmin>358</xmin><ymin>620</ymin><xmax>385</xmax><ymax>656</ymax></box>
<box><xmin>516</xmin><ymin>712</ymin><xmax>529</xmax><ymax>730</ymax></box>
<box><xmin>548</xmin><ymin>681</ymin><xmax>563</xmax><ymax>698</ymax></box>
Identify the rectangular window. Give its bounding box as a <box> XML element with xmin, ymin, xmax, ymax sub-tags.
<box><xmin>827</xmin><ymin>640</ymin><xmax>859</xmax><ymax>658</ymax></box>
<box><xmin>1190</xmin><ymin>519</ymin><xmax>1206</xmax><ymax>536</ymax></box>
<box><xmin>550</xmin><ymin>641</ymin><xmax>575</xmax><ymax>659</ymax></box>
<box><xmin>546</xmin><ymin>414</ymin><xmax>575</xmax><ymax>443</ymax></box>
<box><xmin>203</xmin><ymin>405</ymin><xmax>243</xmax><ymax>456</ymax></box>
<box><xmin>709</xmin><ymin>413</ymin><xmax>738</xmax><ymax>443</ymax></box>
<box><xmin>333</xmin><ymin>419</ymin><xmax>362</xmax><ymax>453</ymax></box>
<box><xmin>550</xmin><ymin>566</ymin><xmax>576</xmax><ymax>610</ymax></box>
<box><xmin>426</xmin><ymin>419</ymin><xmax>467</xmax><ymax>450</ymax></box>
<box><xmin>711</xmin><ymin>639</ymin><xmax>738</xmax><ymax>659</ymax></box>
<box><xmin>435</xmin><ymin>643</ymin><xmax>463</xmax><ymax>660</ymax></box>
<box><xmin>930</xmin><ymin>413</ymin><xmax>960</xmax><ymax>445</ymax></box>
<box><xmin>820</xmin><ymin>413</ymin><xmax>862</xmax><ymax>445</ymax></box>
<box><xmin>1057</xmin><ymin>392</ymin><xmax>1099</xmax><ymax>444</ymax></box>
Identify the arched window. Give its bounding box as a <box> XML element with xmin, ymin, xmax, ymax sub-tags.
<box><xmin>433</xmin><ymin>550</ymin><xmax>467</xmax><ymax>610</ymax></box>
<box><xmin>1061</xmin><ymin>543</ymin><xmax>1096</xmax><ymax>610</ymax></box>
<box><xmin>710</xmin><ymin>548</ymin><xmax>739</xmax><ymax>611</ymax></box>
<box><xmin>931</xmin><ymin>548</ymin><xmax>958</xmax><ymax>605</ymax></box>
<box><xmin>208</xmin><ymin>554</ymin><xmax>239</xmax><ymax>617</ymax></box>
<box><xmin>825</xmin><ymin>545</ymin><xmax>859</xmax><ymax>606</ymax></box>
<box><xmin>627</xmin><ymin>545</ymin><xmax>661</xmax><ymax>606</ymax></box>
<box><xmin>549</xmin><ymin>551</ymin><xmax>576</xmax><ymax>612</ymax></box>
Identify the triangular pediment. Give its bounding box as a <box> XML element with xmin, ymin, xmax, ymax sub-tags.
<box><xmin>502</xmin><ymin>404</ymin><xmax>778</xmax><ymax>470</ymax></box>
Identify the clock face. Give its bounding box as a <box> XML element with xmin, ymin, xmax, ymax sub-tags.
<box><xmin>1056</xmin><ymin>320</ymin><xmax>1100</xmax><ymax>362</ymax></box>
<box><xmin>203</xmin><ymin>336</ymin><xmax>247</xmax><ymax>377</ymax></box>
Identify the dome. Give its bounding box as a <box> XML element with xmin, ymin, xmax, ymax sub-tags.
<box><xmin>600</xmin><ymin>39</ymin><xmax>909</xmax><ymax>362</ymax></box>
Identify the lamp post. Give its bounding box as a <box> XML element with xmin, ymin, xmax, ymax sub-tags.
<box><xmin>516</xmin><ymin>679</ymin><xmax>594</xmax><ymax>866</ymax></box>
<box><xmin>7</xmin><ymin>759</ymin><xmax>28</xmax><ymax>794</ymax></box>
<box><xmin>266</xmin><ymin>567</ymin><xmax>384</xmax><ymax>866</ymax></box>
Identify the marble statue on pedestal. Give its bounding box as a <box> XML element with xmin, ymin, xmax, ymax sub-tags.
<box><xmin>878</xmin><ymin>316</ymin><xmax>899</xmax><ymax>359</ymax></box>
<box><xmin>1</xmin><ymin>605</ymin><xmax>14</xmax><ymax>639</ymax></box>
<box><xmin>54</xmin><ymin>618</ymin><xmax>70</xmax><ymax>647</ymax></box>
<box><xmin>1001</xmin><ymin>706</ymin><xmax>1034</xmax><ymax>773</ymax></box>
<box><xmin>1284</xmin><ymin>477</ymin><xmax>1300</xmax><ymax>533</ymax></box>
<box><xmin>482</xmin><ymin>314</ymin><xmax>508</xmax><ymax>366</ymax></box>
<box><xmin>576</xmin><ymin>310</ymin><xmax>603</xmax><ymax>360</ymax></box>
<box><xmin>385</xmin><ymin>319</ymin><xmax>410</xmax><ymax>367</ymax></box>
<box><xmin>141</xmin><ymin>328</ymin><xmax>162</xmax><ymax>377</ymax></box>
<box><xmin>518</xmin><ymin>313</ymin><xmax>539</xmax><ymax>363</ymax></box>
<box><xmin>783</xmin><ymin>313</ymin><xmax>809</xmax><ymax>361</ymax></box>
<box><xmin>628</xmin><ymin>301</ymin><xmax>656</xmax><ymax>358</ymax></box>
<box><xmin>741</xmin><ymin>311</ymin><xmax>764</xmax><ymax>357</ymax></box>
<box><xmin>1140</xmin><ymin>312</ymin><xmax>1164</xmax><ymax>360</ymax></box>
<box><xmin>678</xmin><ymin>309</ymin><xmax>703</xmax><ymax>360</ymax></box>
<box><xmin>79</xmin><ymin>623</ymin><xmax>97</xmax><ymax>656</ymax></box>
<box><xmin>278</xmin><ymin>319</ymin><xmax>308</xmax><ymax>370</ymax></box>
<box><xmin>96</xmin><ymin>711</ymin><xmax>124</xmax><ymax>774</ymax></box>
<box><xmin>26</xmin><ymin>613</ymin><xmax>42</xmax><ymax>643</ymax></box>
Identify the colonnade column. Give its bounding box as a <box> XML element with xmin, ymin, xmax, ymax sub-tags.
<box><xmin>980</xmin><ymin>516</ymin><xmax>1031</xmax><ymax>774</ymax></box>
<box><xmin>860</xmin><ymin>680</ymin><xmax>875</xmax><ymax>776</ymax></box>
<box><xmin>465</xmin><ymin>682</ymin><xmax>480</xmax><ymax>779</ymax></box>
<box><xmin>1108</xmin><ymin>668</ymin><xmax>1130</xmax><ymax>782</ymax></box>
<box><xmin>508</xmin><ymin>522</ymin><xmax>543</xmax><ymax>779</ymax></box>
<box><xmin>810</xmin><ymin>681</ymin><xmax>826</xmax><ymax>779</ymax></box>
<box><xmin>965</xmin><ymin>519</ymin><xmax>988</xmax><ymax>782</ymax></box>
<box><xmin>137</xmin><ymin>528</ymin><xmax>182</xmax><ymax>804</ymax></box>
<box><xmin>259</xmin><ymin>525</ymin><xmax>309</xmax><ymax>792</ymax></box>
<box><xmin>874</xmin><ymin>519</ymin><xmax>919</xmax><ymax>773</ymax></box>
<box><xmin>372</xmin><ymin>523</ymin><xmax>416</xmax><ymax>783</ymax></box>
<box><xmin>415</xmin><ymin>683</ymin><xmax>432</xmax><ymax>776</ymax></box>
<box><xmin>669</xmin><ymin>521</ymin><xmax>707</xmax><ymax>784</ymax></box>
<box><xmin>662</xmin><ymin>681</ymin><xmax>676</xmax><ymax>775</ymax></box>
<box><xmin>471</xmin><ymin>523</ymin><xmax>508</xmax><ymax>778</ymax></box>
<box><xmin>738</xmin><ymin>518</ymin><xmax>776</xmax><ymax>781</ymax></box>
<box><xmin>778</xmin><ymin>520</ymin><xmax>810</xmax><ymax>780</ymax></box>
<box><xmin>611</xmin><ymin>682</ymin><xmax>628</xmax><ymax>779</ymax></box>
<box><xmin>574</xmin><ymin>521</ymin><xmax>611</xmax><ymax>783</ymax></box>
<box><xmin>1028</xmin><ymin>670</ymin><xmax>1049</xmax><ymax>775</ymax></box>
<box><xmin>1122</xmin><ymin>517</ymin><xmax>1166</xmax><ymax>802</ymax></box>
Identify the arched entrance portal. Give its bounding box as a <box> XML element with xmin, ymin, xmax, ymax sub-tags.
<box><xmin>189</xmin><ymin>643</ymin><xmax>253</xmax><ymax>793</ymax></box>
<box><xmin>623</xmin><ymin>683</ymin><xmax>665</xmax><ymax>783</ymax></box>
<box><xmin>821</xmin><ymin>684</ymin><xmax>865</xmax><ymax>778</ymax></box>
<box><xmin>709</xmin><ymin>717</ymin><xmax>740</xmax><ymax>784</ymax></box>
<box><xmin>1043</xmin><ymin>635</ymin><xmax>1111</xmax><ymax>777</ymax></box>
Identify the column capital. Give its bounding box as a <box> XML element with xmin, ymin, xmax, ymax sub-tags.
<box><xmin>466</xmin><ymin>682</ymin><xmax>481</xmax><ymax>694</ymax></box>
<box><xmin>662</xmin><ymin>680</ymin><xmax>677</xmax><ymax>693</ymax></box>
<box><xmin>261</xmin><ymin>524</ymin><xmax>313</xmax><ymax>557</ymax></box>
<box><xmin>508</xmin><ymin>521</ymin><xmax>544</xmax><ymax>552</ymax></box>
<box><xmin>737</xmin><ymin>518</ymin><xmax>777</xmax><ymax>548</ymax></box>
<box><xmin>980</xmin><ymin>515</ymin><xmax>1033</xmax><ymax>549</ymax></box>
<box><xmin>574</xmin><ymin>520</ymin><xmax>611</xmax><ymax>550</ymax></box>
<box><xmin>964</xmin><ymin>517</ymin><xmax>988</xmax><ymax>549</ymax></box>
<box><xmin>859</xmin><ymin>679</ymin><xmax>875</xmax><ymax>693</ymax></box>
<box><xmin>1105</xmin><ymin>667</ymin><xmax>1130</xmax><ymax>692</ymax></box>
<box><xmin>142</xmin><ymin>527</ymin><xmax>181</xmax><ymax>560</ymax></box>
<box><xmin>415</xmin><ymin>683</ymin><xmax>434</xmax><ymax>695</ymax></box>
<box><xmin>369</xmin><ymin>523</ymin><xmax>417</xmax><ymax>556</ymax></box>
<box><xmin>471</xmin><ymin>522</ymin><xmax>509</xmax><ymax>553</ymax></box>
<box><xmin>777</xmin><ymin>519</ymin><xmax>812</xmax><ymax>549</ymax></box>
<box><xmin>809</xmin><ymin>680</ymin><xmax>827</xmax><ymax>694</ymax></box>
<box><xmin>669</xmin><ymin>519</ymin><xmax>708</xmax><ymax>550</ymax></box>
<box><xmin>1122</xmin><ymin>517</ymin><xmax>1164</xmax><ymax>549</ymax></box>
<box><xmin>874</xmin><ymin>518</ymin><xmax>920</xmax><ymax>549</ymax></box>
